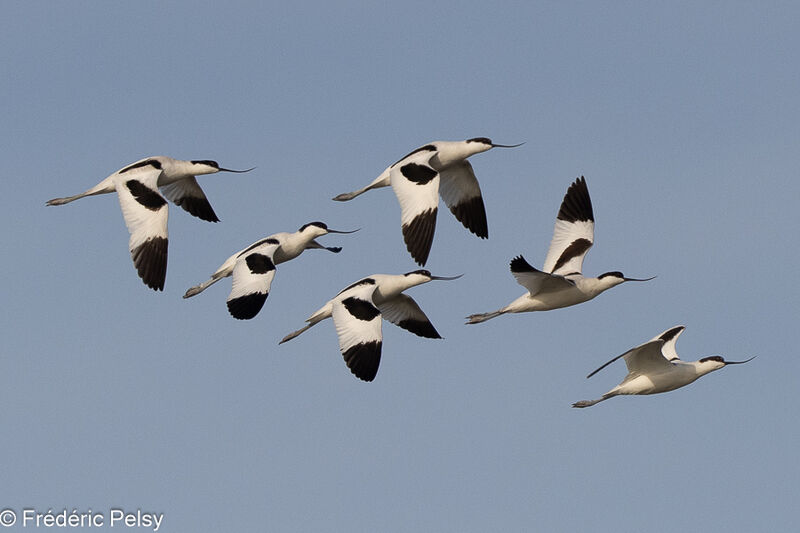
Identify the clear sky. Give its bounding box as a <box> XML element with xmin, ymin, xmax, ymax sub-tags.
<box><xmin>2</xmin><ymin>2</ymin><xmax>798</xmax><ymax>531</ymax></box>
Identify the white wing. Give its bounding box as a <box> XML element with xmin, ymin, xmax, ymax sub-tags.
<box><xmin>438</xmin><ymin>160</ymin><xmax>488</xmax><ymax>239</ymax></box>
<box><xmin>111</xmin><ymin>161</ymin><xmax>169</xmax><ymax>291</ymax></box>
<box><xmin>622</xmin><ymin>340</ymin><xmax>676</xmax><ymax>375</ymax></box>
<box><xmin>226</xmin><ymin>242</ymin><xmax>280</xmax><ymax>320</ymax></box>
<box><xmin>160</xmin><ymin>177</ymin><xmax>219</xmax><ymax>222</ymax></box>
<box><xmin>377</xmin><ymin>294</ymin><xmax>441</xmax><ymax>339</ymax></box>
<box><xmin>586</xmin><ymin>338</ymin><xmax>675</xmax><ymax>379</ymax></box>
<box><xmin>542</xmin><ymin>176</ymin><xmax>595</xmax><ymax>276</ymax></box>
<box><xmin>332</xmin><ymin>282</ymin><xmax>383</xmax><ymax>381</ymax></box>
<box><xmin>390</xmin><ymin>151</ymin><xmax>440</xmax><ymax>266</ymax></box>
<box><xmin>509</xmin><ymin>255</ymin><xmax>575</xmax><ymax>296</ymax></box>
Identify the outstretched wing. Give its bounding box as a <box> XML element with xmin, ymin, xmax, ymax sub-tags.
<box><xmin>647</xmin><ymin>325</ymin><xmax>686</xmax><ymax>361</ymax></box>
<box><xmin>586</xmin><ymin>339</ymin><xmax>673</xmax><ymax>379</ymax></box>
<box><xmin>332</xmin><ymin>283</ymin><xmax>383</xmax><ymax>382</ymax></box>
<box><xmin>377</xmin><ymin>294</ymin><xmax>441</xmax><ymax>339</ymax></box>
<box><xmin>390</xmin><ymin>151</ymin><xmax>440</xmax><ymax>266</ymax></box>
<box><xmin>112</xmin><ymin>162</ymin><xmax>169</xmax><ymax>291</ymax></box>
<box><xmin>542</xmin><ymin>176</ymin><xmax>594</xmax><ymax>276</ymax></box>
<box><xmin>159</xmin><ymin>177</ymin><xmax>219</xmax><ymax>222</ymax></box>
<box><xmin>509</xmin><ymin>255</ymin><xmax>575</xmax><ymax>296</ymax></box>
<box><xmin>226</xmin><ymin>243</ymin><xmax>280</xmax><ymax>320</ymax></box>
<box><xmin>438</xmin><ymin>160</ymin><xmax>488</xmax><ymax>239</ymax></box>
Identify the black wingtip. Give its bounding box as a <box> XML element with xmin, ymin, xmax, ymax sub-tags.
<box><xmin>449</xmin><ymin>196</ymin><xmax>488</xmax><ymax>239</ymax></box>
<box><xmin>510</xmin><ymin>255</ymin><xmax>538</xmax><ymax>273</ymax></box>
<box><xmin>557</xmin><ymin>176</ymin><xmax>594</xmax><ymax>223</ymax></box>
<box><xmin>402</xmin><ymin>208</ymin><xmax>437</xmax><ymax>266</ymax></box>
<box><xmin>174</xmin><ymin>196</ymin><xmax>220</xmax><ymax>222</ymax></box>
<box><xmin>227</xmin><ymin>292</ymin><xmax>268</xmax><ymax>320</ymax></box>
<box><xmin>397</xmin><ymin>319</ymin><xmax>441</xmax><ymax>339</ymax></box>
<box><xmin>342</xmin><ymin>341</ymin><xmax>382</xmax><ymax>382</ymax></box>
<box><xmin>131</xmin><ymin>237</ymin><xmax>168</xmax><ymax>291</ymax></box>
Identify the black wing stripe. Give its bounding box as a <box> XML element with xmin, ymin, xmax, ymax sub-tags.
<box><xmin>120</xmin><ymin>159</ymin><xmax>162</xmax><ymax>173</ymax></box>
<box><xmin>392</xmin><ymin>144</ymin><xmax>436</xmax><ymax>167</ymax></box>
<box><xmin>245</xmin><ymin>253</ymin><xmax>275</xmax><ymax>274</ymax></box>
<box><xmin>126</xmin><ymin>180</ymin><xmax>167</xmax><ymax>211</ymax></box>
<box><xmin>238</xmin><ymin>238</ymin><xmax>280</xmax><ymax>257</ymax></box>
<box><xmin>552</xmin><ymin>238</ymin><xmax>592</xmax><ymax>273</ymax></box>
<box><xmin>400</xmin><ymin>162</ymin><xmax>438</xmax><ymax>185</ymax></box>
<box><xmin>337</xmin><ymin>277</ymin><xmax>376</xmax><ymax>296</ymax></box>
<box><xmin>342</xmin><ymin>297</ymin><xmax>381</xmax><ymax>322</ymax></box>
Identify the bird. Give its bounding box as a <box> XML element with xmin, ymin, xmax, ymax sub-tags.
<box><xmin>572</xmin><ymin>325</ymin><xmax>756</xmax><ymax>408</ymax></box>
<box><xmin>466</xmin><ymin>176</ymin><xmax>653</xmax><ymax>324</ymax></box>
<box><xmin>183</xmin><ymin>222</ymin><xmax>359</xmax><ymax>320</ymax></box>
<box><xmin>332</xmin><ymin>137</ymin><xmax>523</xmax><ymax>266</ymax></box>
<box><xmin>279</xmin><ymin>270</ymin><xmax>462</xmax><ymax>382</ymax></box>
<box><xmin>46</xmin><ymin>156</ymin><xmax>254</xmax><ymax>291</ymax></box>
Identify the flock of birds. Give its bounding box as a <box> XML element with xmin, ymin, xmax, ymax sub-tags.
<box><xmin>46</xmin><ymin>138</ymin><xmax>754</xmax><ymax>405</ymax></box>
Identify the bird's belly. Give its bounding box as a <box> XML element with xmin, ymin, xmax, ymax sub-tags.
<box><xmin>646</xmin><ymin>373</ymin><xmax>697</xmax><ymax>394</ymax></box>
<box><xmin>617</xmin><ymin>375</ymin><xmax>657</xmax><ymax>396</ymax></box>
<box><xmin>521</xmin><ymin>288</ymin><xmax>592</xmax><ymax>311</ymax></box>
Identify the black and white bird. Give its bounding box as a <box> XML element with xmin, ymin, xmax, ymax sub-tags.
<box><xmin>572</xmin><ymin>326</ymin><xmax>756</xmax><ymax>408</ymax></box>
<box><xmin>332</xmin><ymin>138</ymin><xmax>522</xmax><ymax>265</ymax></box>
<box><xmin>279</xmin><ymin>270</ymin><xmax>461</xmax><ymax>382</ymax></box>
<box><xmin>46</xmin><ymin>156</ymin><xmax>253</xmax><ymax>291</ymax></box>
<box><xmin>183</xmin><ymin>222</ymin><xmax>358</xmax><ymax>320</ymax></box>
<box><xmin>466</xmin><ymin>176</ymin><xmax>653</xmax><ymax>324</ymax></box>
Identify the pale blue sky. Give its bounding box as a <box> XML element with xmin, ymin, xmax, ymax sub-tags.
<box><xmin>2</xmin><ymin>2</ymin><xmax>799</xmax><ymax>531</ymax></box>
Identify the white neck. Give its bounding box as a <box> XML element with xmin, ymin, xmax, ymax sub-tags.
<box><xmin>372</xmin><ymin>274</ymin><xmax>427</xmax><ymax>303</ymax></box>
<box><xmin>273</xmin><ymin>230</ymin><xmax>317</xmax><ymax>264</ymax></box>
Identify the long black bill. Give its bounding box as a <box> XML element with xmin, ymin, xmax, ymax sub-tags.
<box><xmin>624</xmin><ymin>275</ymin><xmax>657</xmax><ymax>282</ymax></box>
<box><xmin>219</xmin><ymin>166</ymin><xmax>256</xmax><ymax>173</ymax></box>
<box><xmin>430</xmin><ymin>274</ymin><xmax>464</xmax><ymax>281</ymax></box>
<box><xmin>327</xmin><ymin>228</ymin><xmax>361</xmax><ymax>234</ymax></box>
<box><xmin>725</xmin><ymin>356</ymin><xmax>757</xmax><ymax>365</ymax></box>
<box><xmin>491</xmin><ymin>142</ymin><xmax>525</xmax><ymax>148</ymax></box>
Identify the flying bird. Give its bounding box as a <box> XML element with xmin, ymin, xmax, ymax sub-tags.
<box><xmin>280</xmin><ymin>270</ymin><xmax>461</xmax><ymax>382</ymax></box>
<box><xmin>332</xmin><ymin>137</ymin><xmax>522</xmax><ymax>265</ymax></box>
<box><xmin>46</xmin><ymin>156</ymin><xmax>253</xmax><ymax>291</ymax></box>
<box><xmin>572</xmin><ymin>326</ymin><xmax>756</xmax><ymax>408</ymax></box>
<box><xmin>466</xmin><ymin>176</ymin><xmax>653</xmax><ymax>324</ymax></box>
<box><xmin>183</xmin><ymin>222</ymin><xmax>358</xmax><ymax>320</ymax></box>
